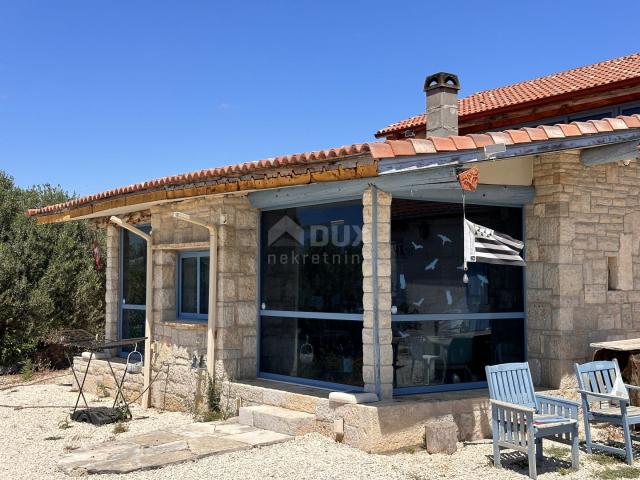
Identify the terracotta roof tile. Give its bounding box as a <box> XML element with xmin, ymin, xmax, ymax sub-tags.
<box><xmin>620</xmin><ymin>115</ymin><xmax>640</xmax><ymax>128</ymax></box>
<box><xmin>556</xmin><ymin>123</ymin><xmax>582</xmax><ymax>137</ymax></box>
<box><xmin>367</xmin><ymin>142</ymin><xmax>393</xmax><ymax>159</ymax></box>
<box><xmin>604</xmin><ymin>117</ymin><xmax>628</xmax><ymax>130</ymax></box>
<box><xmin>589</xmin><ymin>119</ymin><xmax>614</xmax><ymax>132</ymax></box>
<box><xmin>387</xmin><ymin>140</ymin><xmax>416</xmax><ymax>156</ymax></box>
<box><xmin>376</xmin><ymin>53</ymin><xmax>640</xmax><ymax>137</ymax></box>
<box><xmin>450</xmin><ymin>136</ymin><xmax>477</xmax><ymax>150</ymax></box>
<box><xmin>505</xmin><ymin>130</ymin><xmax>532</xmax><ymax>144</ymax></box>
<box><xmin>521</xmin><ymin>127</ymin><xmax>548</xmax><ymax>141</ymax></box>
<box><xmin>466</xmin><ymin>133</ymin><xmax>496</xmax><ymax>147</ymax></box>
<box><xmin>538</xmin><ymin>125</ymin><xmax>565</xmax><ymax>138</ymax></box>
<box><xmin>430</xmin><ymin>137</ymin><xmax>457</xmax><ymax>151</ymax></box>
<box><xmin>407</xmin><ymin>139</ymin><xmax>437</xmax><ymax>154</ymax></box>
<box><xmin>571</xmin><ymin>121</ymin><xmax>599</xmax><ymax>135</ymax></box>
<box><xmin>488</xmin><ymin>132</ymin><xmax>514</xmax><ymax>145</ymax></box>
<box><xmin>29</xmin><ymin>114</ymin><xmax>640</xmax><ymax>218</ymax></box>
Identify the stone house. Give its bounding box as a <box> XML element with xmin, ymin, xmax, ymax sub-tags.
<box><xmin>28</xmin><ymin>53</ymin><xmax>640</xmax><ymax>452</ymax></box>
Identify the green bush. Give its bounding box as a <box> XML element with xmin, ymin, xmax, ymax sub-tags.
<box><xmin>0</xmin><ymin>171</ymin><xmax>105</xmax><ymax>367</ymax></box>
<box><xmin>20</xmin><ymin>358</ymin><xmax>34</xmax><ymax>380</ymax></box>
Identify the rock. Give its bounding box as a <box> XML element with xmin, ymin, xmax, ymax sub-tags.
<box><xmin>424</xmin><ymin>421</ymin><xmax>458</xmax><ymax>455</ymax></box>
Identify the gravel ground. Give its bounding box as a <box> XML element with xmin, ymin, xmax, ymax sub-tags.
<box><xmin>0</xmin><ymin>376</ymin><xmax>637</xmax><ymax>480</ymax></box>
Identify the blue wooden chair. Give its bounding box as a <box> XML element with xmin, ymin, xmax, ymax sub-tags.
<box><xmin>486</xmin><ymin>362</ymin><xmax>580</xmax><ymax>479</ymax></box>
<box><xmin>575</xmin><ymin>359</ymin><xmax>640</xmax><ymax>465</ymax></box>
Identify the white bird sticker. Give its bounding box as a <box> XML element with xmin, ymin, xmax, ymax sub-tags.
<box><xmin>399</xmin><ymin>274</ymin><xmax>406</xmax><ymax>290</ymax></box>
<box><xmin>425</xmin><ymin>258</ymin><xmax>439</xmax><ymax>271</ymax></box>
<box><xmin>437</xmin><ymin>234</ymin><xmax>452</xmax><ymax>246</ymax></box>
<box><xmin>477</xmin><ymin>274</ymin><xmax>489</xmax><ymax>286</ymax></box>
<box><xmin>411</xmin><ymin>241</ymin><xmax>424</xmax><ymax>250</ymax></box>
<box><xmin>413</xmin><ymin>297</ymin><xmax>425</xmax><ymax>307</ymax></box>
<box><xmin>446</xmin><ymin>290</ymin><xmax>453</xmax><ymax>305</ymax></box>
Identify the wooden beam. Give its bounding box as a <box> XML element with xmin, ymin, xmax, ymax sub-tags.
<box><xmin>249</xmin><ymin>166</ymin><xmax>456</xmax><ymax>210</ymax></box>
<box><xmin>580</xmin><ymin>140</ymin><xmax>640</xmax><ymax>166</ymax></box>
<box><xmin>153</xmin><ymin>241</ymin><xmax>210</xmax><ymax>250</ymax></box>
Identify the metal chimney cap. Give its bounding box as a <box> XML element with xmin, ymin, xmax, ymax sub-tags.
<box><xmin>424</xmin><ymin>72</ymin><xmax>460</xmax><ymax>92</ymax></box>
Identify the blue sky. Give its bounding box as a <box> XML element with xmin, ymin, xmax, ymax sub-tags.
<box><xmin>0</xmin><ymin>1</ymin><xmax>638</xmax><ymax>196</ymax></box>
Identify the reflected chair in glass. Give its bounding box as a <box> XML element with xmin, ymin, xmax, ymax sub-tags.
<box><xmin>486</xmin><ymin>362</ymin><xmax>580</xmax><ymax>480</ymax></box>
<box><xmin>407</xmin><ymin>334</ymin><xmax>445</xmax><ymax>385</ymax></box>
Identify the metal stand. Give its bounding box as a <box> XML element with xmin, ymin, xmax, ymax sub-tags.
<box><xmin>59</xmin><ymin>330</ymin><xmax>147</xmax><ymax>420</ymax></box>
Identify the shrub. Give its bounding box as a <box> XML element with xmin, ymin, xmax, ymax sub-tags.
<box><xmin>20</xmin><ymin>358</ymin><xmax>34</xmax><ymax>381</ymax></box>
<box><xmin>0</xmin><ymin>171</ymin><xmax>105</xmax><ymax>368</ymax></box>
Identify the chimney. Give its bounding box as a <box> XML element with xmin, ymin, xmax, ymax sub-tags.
<box><xmin>424</xmin><ymin>72</ymin><xmax>460</xmax><ymax>137</ymax></box>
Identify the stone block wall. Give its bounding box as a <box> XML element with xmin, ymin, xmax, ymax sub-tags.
<box><xmin>362</xmin><ymin>187</ymin><xmax>393</xmax><ymax>399</ymax></box>
<box><xmin>105</xmin><ymin>225</ymin><xmax>119</xmax><ymax>350</ymax></box>
<box><xmin>97</xmin><ymin>194</ymin><xmax>259</xmax><ymax>412</ymax></box>
<box><xmin>527</xmin><ymin>153</ymin><xmax>640</xmax><ymax>388</ymax></box>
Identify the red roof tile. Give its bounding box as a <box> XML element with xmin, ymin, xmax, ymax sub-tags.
<box><xmin>29</xmin><ymin>114</ymin><xmax>640</xmax><ymax>218</ymax></box>
<box><xmin>376</xmin><ymin>53</ymin><xmax>640</xmax><ymax>137</ymax></box>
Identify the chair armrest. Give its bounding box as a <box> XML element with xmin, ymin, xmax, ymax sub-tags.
<box><xmin>536</xmin><ymin>394</ymin><xmax>579</xmax><ymax>419</ymax></box>
<box><xmin>577</xmin><ymin>389</ymin><xmax>630</xmax><ymax>403</ymax></box>
<box><xmin>625</xmin><ymin>384</ymin><xmax>640</xmax><ymax>392</ymax></box>
<box><xmin>536</xmin><ymin>394</ymin><xmax>580</xmax><ymax>409</ymax></box>
<box><xmin>490</xmin><ymin>399</ymin><xmax>535</xmax><ymax>414</ymax></box>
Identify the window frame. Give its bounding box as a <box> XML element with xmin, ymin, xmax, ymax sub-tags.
<box><xmin>119</xmin><ymin>224</ymin><xmax>151</xmax><ymax>356</ymax></box>
<box><xmin>389</xmin><ymin>200</ymin><xmax>527</xmax><ymax>395</ymax></box>
<box><xmin>258</xmin><ymin>201</ymin><xmax>365</xmax><ymax>390</ymax></box>
<box><xmin>176</xmin><ymin>250</ymin><xmax>210</xmax><ymax>322</ymax></box>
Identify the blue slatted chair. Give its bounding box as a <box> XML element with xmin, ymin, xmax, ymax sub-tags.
<box><xmin>575</xmin><ymin>359</ymin><xmax>640</xmax><ymax>465</ymax></box>
<box><xmin>486</xmin><ymin>362</ymin><xmax>580</xmax><ymax>479</ymax></box>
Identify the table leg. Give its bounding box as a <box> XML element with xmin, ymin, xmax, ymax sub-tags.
<box><xmin>106</xmin><ymin>359</ymin><xmax>132</xmax><ymax>419</ymax></box>
<box><xmin>72</xmin><ymin>352</ymin><xmax>93</xmax><ymax>414</ymax></box>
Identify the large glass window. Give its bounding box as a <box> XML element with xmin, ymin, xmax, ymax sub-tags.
<box><xmin>120</xmin><ymin>225</ymin><xmax>150</xmax><ymax>353</ymax></box>
<box><xmin>177</xmin><ymin>251</ymin><xmax>209</xmax><ymax>321</ymax></box>
<box><xmin>391</xmin><ymin>200</ymin><xmax>525</xmax><ymax>393</ymax></box>
<box><xmin>260</xmin><ymin>201</ymin><xmax>363</xmax><ymax>388</ymax></box>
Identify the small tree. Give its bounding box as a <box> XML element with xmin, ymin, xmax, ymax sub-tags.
<box><xmin>0</xmin><ymin>170</ymin><xmax>105</xmax><ymax>367</ymax></box>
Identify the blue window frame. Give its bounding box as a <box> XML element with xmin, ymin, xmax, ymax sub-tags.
<box><xmin>259</xmin><ymin>201</ymin><xmax>365</xmax><ymax>390</ymax></box>
<box><xmin>390</xmin><ymin>200</ymin><xmax>526</xmax><ymax>395</ymax></box>
<box><xmin>177</xmin><ymin>251</ymin><xmax>209</xmax><ymax>321</ymax></box>
<box><xmin>119</xmin><ymin>224</ymin><xmax>151</xmax><ymax>356</ymax></box>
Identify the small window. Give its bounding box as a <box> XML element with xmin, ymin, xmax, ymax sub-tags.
<box><xmin>177</xmin><ymin>251</ymin><xmax>209</xmax><ymax>321</ymax></box>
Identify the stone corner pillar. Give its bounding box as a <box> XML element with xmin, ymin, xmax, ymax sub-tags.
<box><xmin>105</xmin><ymin>224</ymin><xmax>120</xmax><ymax>350</ymax></box>
<box><xmin>362</xmin><ymin>186</ymin><xmax>393</xmax><ymax>400</ymax></box>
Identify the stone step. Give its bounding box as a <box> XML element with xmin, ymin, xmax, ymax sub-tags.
<box><xmin>238</xmin><ymin>405</ymin><xmax>315</xmax><ymax>436</ymax></box>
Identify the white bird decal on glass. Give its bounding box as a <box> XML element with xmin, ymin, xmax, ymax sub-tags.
<box><xmin>446</xmin><ymin>290</ymin><xmax>453</xmax><ymax>305</ymax></box>
<box><xmin>425</xmin><ymin>258</ymin><xmax>439</xmax><ymax>271</ymax></box>
<box><xmin>411</xmin><ymin>241</ymin><xmax>424</xmax><ymax>250</ymax></box>
<box><xmin>437</xmin><ymin>234</ymin><xmax>452</xmax><ymax>246</ymax></box>
<box><xmin>477</xmin><ymin>274</ymin><xmax>489</xmax><ymax>286</ymax></box>
<box><xmin>399</xmin><ymin>274</ymin><xmax>406</xmax><ymax>290</ymax></box>
<box><xmin>413</xmin><ymin>297</ymin><xmax>424</xmax><ymax>307</ymax></box>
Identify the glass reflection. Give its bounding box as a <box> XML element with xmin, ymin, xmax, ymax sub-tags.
<box><xmin>260</xmin><ymin>316</ymin><xmax>363</xmax><ymax>387</ymax></box>
<box><xmin>391</xmin><ymin>200</ymin><xmax>523</xmax><ymax>314</ymax></box>
<box><xmin>392</xmin><ymin>318</ymin><xmax>524</xmax><ymax>388</ymax></box>
<box><xmin>260</xmin><ymin>201</ymin><xmax>363</xmax><ymax>313</ymax></box>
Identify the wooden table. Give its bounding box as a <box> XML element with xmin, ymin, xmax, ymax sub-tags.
<box><xmin>591</xmin><ymin>338</ymin><xmax>640</xmax><ymax>405</ymax></box>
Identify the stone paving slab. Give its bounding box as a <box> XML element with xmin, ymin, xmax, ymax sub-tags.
<box><xmin>58</xmin><ymin>420</ymin><xmax>293</xmax><ymax>476</ymax></box>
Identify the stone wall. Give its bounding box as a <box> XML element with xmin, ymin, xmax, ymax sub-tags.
<box><xmin>527</xmin><ymin>153</ymin><xmax>640</xmax><ymax>388</ymax></box>
<box><xmin>96</xmin><ymin>194</ymin><xmax>259</xmax><ymax>412</ymax></box>
<box><xmin>104</xmin><ymin>225</ymin><xmax>119</xmax><ymax>352</ymax></box>
<box><xmin>362</xmin><ymin>187</ymin><xmax>393</xmax><ymax>399</ymax></box>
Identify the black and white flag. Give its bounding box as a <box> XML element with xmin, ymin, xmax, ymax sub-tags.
<box><xmin>463</xmin><ymin>219</ymin><xmax>525</xmax><ymax>267</ymax></box>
